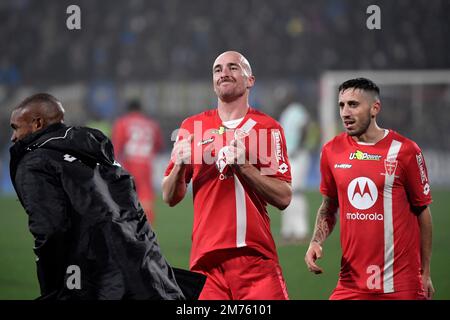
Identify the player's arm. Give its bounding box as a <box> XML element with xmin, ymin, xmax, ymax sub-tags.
<box><xmin>304</xmin><ymin>195</ymin><xmax>338</xmax><ymax>274</ymax></box>
<box><xmin>226</xmin><ymin>127</ymin><xmax>292</xmax><ymax>210</ymax></box>
<box><xmin>162</xmin><ymin>135</ymin><xmax>193</xmax><ymax>207</ymax></box>
<box><xmin>162</xmin><ymin>164</ymin><xmax>189</xmax><ymax>207</ymax></box>
<box><xmin>403</xmin><ymin>145</ymin><xmax>434</xmax><ymax>298</ymax></box>
<box><xmin>233</xmin><ymin>161</ymin><xmax>292</xmax><ymax>210</ymax></box>
<box><xmin>417</xmin><ymin>206</ymin><xmax>434</xmax><ymax>299</ymax></box>
<box><xmin>154</xmin><ymin>123</ymin><xmax>164</xmax><ymax>154</ymax></box>
<box><xmin>111</xmin><ymin>121</ymin><xmax>125</xmax><ymax>162</ymax></box>
<box><xmin>14</xmin><ymin>154</ymin><xmax>69</xmax><ymax>297</ymax></box>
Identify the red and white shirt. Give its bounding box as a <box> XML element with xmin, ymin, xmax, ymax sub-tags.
<box><xmin>112</xmin><ymin>112</ymin><xmax>163</xmax><ymax>201</ymax></box>
<box><xmin>320</xmin><ymin>130</ymin><xmax>432</xmax><ymax>293</ymax></box>
<box><xmin>112</xmin><ymin>111</ymin><xmax>163</xmax><ymax>166</ymax></box>
<box><xmin>165</xmin><ymin>107</ymin><xmax>291</xmax><ymax>269</ymax></box>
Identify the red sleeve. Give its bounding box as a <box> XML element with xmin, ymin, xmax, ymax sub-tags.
<box><xmin>111</xmin><ymin>119</ymin><xmax>125</xmax><ymax>162</ymax></box>
<box><xmin>153</xmin><ymin>122</ymin><xmax>164</xmax><ymax>154</ymax></box>
<box><xmin>319</xmin><ymin>145</ymin><xmax>338</xmax><ymax>199</ymax></box>
<box><xmin>272</xmin><ymin>124</ymin><xmax>292</xmax><ymax>183</ymax></box>
<box><xmin>164</xmin><ymin>119</ymin><xmax>194</xmax><ymax>183</ymax></box>
<box><xmin>253</xmin><ymin>122</ymin><xmax>291</xmax><ymax>182</ymax></box>
<box><xmin>403</xmin><ymin>142</ymin><xmax>432</xmax><ymax>207</ymax></box>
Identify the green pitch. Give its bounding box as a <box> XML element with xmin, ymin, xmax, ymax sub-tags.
<box><xmin>1</xmin><ymin>190</ymin><xmax>449</xmax><ymax>300</ymax></box>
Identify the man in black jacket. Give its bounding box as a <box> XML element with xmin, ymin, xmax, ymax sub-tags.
<box><xmin>9</xmin><ymin>93</ymin><xmax>204</xmax><ymax>300</ymax></box>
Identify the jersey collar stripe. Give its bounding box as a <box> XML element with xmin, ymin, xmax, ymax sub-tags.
<box><xmin>383</xmin><ymin>139</ymin><xmax>402</xmax><ymax>293</ymax></box>
<box><xmin>240</xmin><ymin>118</ymin><xmax>257</xmax><ymax>133</ymax></box>
<box><xmin>234</xmin><ymin>174</ymin><xmax>247</xmax><ymax>247</ymax></box>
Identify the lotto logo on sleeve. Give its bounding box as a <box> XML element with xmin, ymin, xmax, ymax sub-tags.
<box><xmin>347</xmin><ymin>177</ymin><xmax>378</xmax><ymax>210</ymax></box>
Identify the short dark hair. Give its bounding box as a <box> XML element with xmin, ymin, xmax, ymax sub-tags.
<box><xmin>127</xmin><ymin>99</ymin><xmax>141</xmax><ymax>111</ymax></box>
<box><xmin>338</xmin><ymin>78</ymin><xmax>380</xmax><ymax>97</ymax></box>
<box><xmin>16</xmin><ymin>93</ymin><xmax>61</xmax><ymax>110</ymax></box>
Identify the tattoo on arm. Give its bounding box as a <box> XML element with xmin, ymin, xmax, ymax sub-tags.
<box><xmin>311</xmin><ymin>197</ymin><xmax>338</xmax><ymax>245</ymax></box>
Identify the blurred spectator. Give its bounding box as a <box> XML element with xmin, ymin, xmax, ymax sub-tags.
<box><xmin>279</xmin><ymin>102</ymin><xmax>311</xmax><ymax>244</ymax></box>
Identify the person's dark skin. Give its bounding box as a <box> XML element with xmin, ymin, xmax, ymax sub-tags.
<box><xmin>10</xmin><ymin>101</ymin><xmax>65</xmax><ymax>143</ymax></box>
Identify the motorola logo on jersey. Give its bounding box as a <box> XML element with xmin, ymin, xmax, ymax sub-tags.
<box><xmin>346</xmin><ymin>212</ymin><xmax>383</xmax><ymax>221</ymax></box>
<box><xmin>347</xmin><ymin>177</ymin><xmax>378</xmax><ymax>210</ymax></box>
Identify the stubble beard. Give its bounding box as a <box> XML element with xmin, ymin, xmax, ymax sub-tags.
<box><xmin>217</xmin><ymin>87</ymin><xmax>246</xmax><ymax>103</ymax></box>
<box><xmin>347</xmin><ymin>112</ymin><xmax>371</xmax><ymax>137</ymax></box>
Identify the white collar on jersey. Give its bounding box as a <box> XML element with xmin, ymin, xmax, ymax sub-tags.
<box><xmin>356</xmin><ymin>129</ymin><xmax>389</xmax><ymax>145</ymax></box>
<box><xmin>222</xmin><ymin>117</ymin><xmax>245</xmax><ymax>129</ymax></box>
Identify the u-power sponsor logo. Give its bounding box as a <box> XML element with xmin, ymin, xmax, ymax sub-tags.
<box><xmin>349</xmin><ymin>150</ymin><xmax>382</xmax><ymax>161</ymax></box>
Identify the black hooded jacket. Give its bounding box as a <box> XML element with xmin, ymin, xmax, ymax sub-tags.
<box><xmin>9</xmin><ymin>123</ymin><xmax>198</xmax><ymax>300</ymax></box>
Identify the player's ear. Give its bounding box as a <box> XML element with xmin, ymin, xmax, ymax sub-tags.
<box><xmin>31</xmin><ymin>116</ymin><xmax>44</xmax><ymax>132</ymax></box>
<box><xmin>371</xmin><ymin>100</ymin><xmax>381</xmax><ymax>118</ymax></box>
<box><xmin>246</xmin><ymin>75</ymin><xmax>255</xmax><ymax>89</ymax></box>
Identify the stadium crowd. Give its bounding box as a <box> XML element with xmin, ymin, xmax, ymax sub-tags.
<box><xmin>0</xmin><ymin>0</ymin><xmax>449</xmax><ymax>85</ymax></box>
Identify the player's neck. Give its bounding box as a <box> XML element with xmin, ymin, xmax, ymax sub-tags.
<box><xmin>352</xmin><ymin>123</ymin><xmax>386</xmax><ymax>144</ymax></box>
<box><xmin>217</xmin><ymin>99</ymin><xmax>249</xmax><ymax>122</ymax></box>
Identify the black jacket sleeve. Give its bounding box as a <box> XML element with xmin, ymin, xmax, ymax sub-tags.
<box><xmin>14</xmin><ymin>151</ymin><xmax>70</xmax><ymax>297</ymax></box>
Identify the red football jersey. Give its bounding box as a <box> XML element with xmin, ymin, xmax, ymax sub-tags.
<box><xmin>112</xmin><ymin>111</ymin><xmax>163</xmax><ymax>205</ymax></box>
<box><xmin>320</xmin><ymin>130</ymin><xmax>432</xmax><ymax>293</ymax></box>
<box><xmin>165</xmin><ymin>107</ymin><xmax>291</xmax><ymax>269</ymax></box>
<box><xmin>112</xmin><ymin>111</ymin><xmax>163</xmax><ymax>165</ymax></box>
